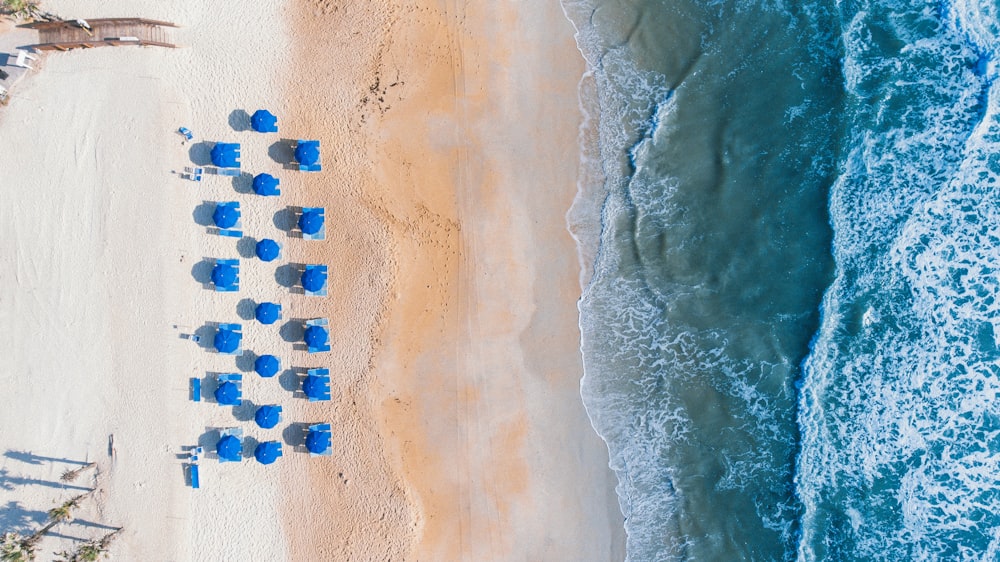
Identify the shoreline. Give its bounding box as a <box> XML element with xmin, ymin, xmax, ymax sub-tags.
<box><xmin>366</xmin><ymin>1</ymin><xmax>626</xmax><ymax>559</ymax></box>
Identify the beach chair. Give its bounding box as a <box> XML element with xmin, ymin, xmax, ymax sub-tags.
<box><xmin>305</xmin><ymin>318</ymin><xmax>331</xmax><ymax>353</ymax></box>
<box><xmin>178</xmin><ymin>127</ymin><xmax>194</xmax><ymax>141</ymax></box>
<box><xmin>216</xmin><ymin>373</ymin><xmax>244</xmax><ymax>405</ymax></box>
<box><xmin>302</xmin><ymin>264</ymin><xmax>328</xmax><ymax>297</ymax></box>
<box><xmin>14</xmin><ymin>50</ymin><xmax>36</xmax><ymax>70</ymax></box>
<box><xmin>188</xmin><ymin>446</ymin><xmax>204</xmax><ymax>489</ymax></box>
<box><xmin>214</xmin><ymin>259</ymin><xmax>239</xmax><ymax>293</ymax></box>
<box><xmin>304</xmin><ymin>368</ymin><xmax>332</xmax><ymax>402</ymax></box>
<box><xmin>218</xmin><ymin>373</ymin><xmax>243</xmax><ymax>385</ymax></box>
<box><xmin>299</xmin><ymin>163</ymin><xmax>322</xmax><ymax>172</ymax></box>
<box><xmin>215</xmin><ymin>202</ymin><xmax>243</xmax><ymax>238</ymax></box>
<box><xmin>191</xmin><ymin>377</ymin><xmax>201</xmax><ymax>402</ymax></box>
<box><xmin>217</xmin><ymin>168</ymin><xmax>242</xmax><ymax>177</ymax></box>
<box><xmin>307</xmin><ymin>423</ymin><xmax>333</xmax><ymax>456</ymax></box>
<box><xmin>299</xmin><ymin>207</ymin><xmax>326</xmax><ymax>241</ymax></box>
<box><xmin>218</xmin><ymin>427</ymin><xmax>244</xmax><ymax>463</ymax></box>
<box><xmin>181</xmin><ymin>166</ymin><xmax>202</xmax><ymax>181</ymax></box>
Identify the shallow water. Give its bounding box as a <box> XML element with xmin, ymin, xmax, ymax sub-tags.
<box><xmin>564</xmin><ymin>0</ymin><xmax>1000</xmax><ymax>559</ymax></box>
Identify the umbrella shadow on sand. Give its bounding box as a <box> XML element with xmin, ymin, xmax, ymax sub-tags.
<box><xmin>229</xmin><ymin>109</ymin><xmax>250</xmax><ymax>132</ymax></box>
<box><xmin>236</xmin><ymin>298</ymin><xmax>256</xmax><ymax>321</ymax></box>
<box><xmin>272</xmin><ymin>208</ymin><xmax>295</xmax><ymax>233</ymax></box>
<box><xmin>191</xmin><ymin>259</ymin><xmax>217</xmax><ymax>290</ymax></box>
<box><xmin>188</xmin><ymin>141</ymin><xmax>213</xmax><ymax>166</ymax></box>
<box><xmin>268</xmin><ymin>139</ymin><xmax>295</xmax><ymax>165</ymax></box>
<box><xmin>282</xmin><ymin>423</ymin><xmax>307</xmax><ymax>449</ymax></box>
<box><xmin>236</xmin><ymin>237</ymin><xmax>257</xmax><ymax>259</ymax></box>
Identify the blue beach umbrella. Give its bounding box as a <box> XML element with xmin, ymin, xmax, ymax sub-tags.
<box><xmin>211</xmin><ymin>263</ymin><xmax>238</xmax><ymax>288</ymax></box>
<box><xmin>254</xmin><ymin>354</ymin><xmax>280</xmax><ymax>378</ymax></box>
<box><xmin>213</xmin><ymin>203</ymin><xmax>240</xmax><ymax>228</ymax></box>
<box><xmin>250</xmin><ymin>109</ymin><xmax>278</xmax><ymax>133</ymax></box>
<box><xmin>299</xmin><ymin>209</ymin><xmax>324</xmax><ymax>235</ymax></box>
<box><xmin>254</xmin><ymin>441</ymin><xmax>282</xmax><ymax>465</ymax></box>
<box><xmin>305</xmin><ymin>429</ymin><xmax>332</xmax><ymax>454</ymax></box>
<box><xmin>210</xmin><ymin>143</ymin><xmax>240</xmax><ymax>168</ymax></box>
<box><xmin>295</xmin><ymin>141</ymin><xmax>319</xmax><ymax>166</ymax></box>
<box><xmin>214</xmin><ymin>381</ymin><xmax>240</xmax><ymax>405</ymax></box>
<box><xmin>252</xmin><ymin>173</ymin><xmax>280</xmax><ymax>196</ymax></box>
<box><xmin>303</xmin><ymin>325</ymin><xmax>328</xmax><ymax>348</ymax></box>
<box><xmin>301</xmin><ymin>268</ymin><xmax>327</xmax><ymax>293</ymax></box>
<box><xmin>255</xmin><ymin>238</ymin><xmax>280</xmax><ymax>262</ymax></box>
<box><xmin>254</xmin><ymin>405</ymin><xmax>281</xmax><ymax>429</ymax></box>
<box><xmin>214</xmin><ymin>327</ymin><xmax>241</xmax><ymax>353</ymax></box>
<box><xmin>302</xmin><ymin>374</ymin><xmax>327</xmax><ymax>399</ymax></box>
<box><xmin>216</xmin><ymin>435</ymin><xmax>242</xmax><ymax>461</ymax></box>
<box><xmin>255</xmin><ymin>302</ymin><xmax>281</xmax><ymax>325</ymax></box>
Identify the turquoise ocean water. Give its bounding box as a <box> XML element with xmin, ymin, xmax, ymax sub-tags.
<box><xmin>562</xmin><ymin>0</ymin><xmax>1000</xmax><ymax>559</ymax></box>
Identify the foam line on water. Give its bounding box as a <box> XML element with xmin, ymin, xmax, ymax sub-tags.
<box><xmin>795</xmin><ymin>0</ymin><xmax>1000</xmax><ymax>559</ymax></box>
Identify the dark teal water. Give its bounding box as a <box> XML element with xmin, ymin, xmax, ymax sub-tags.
<box><xmin>563</xmin><ymin>0</ymin><xmax>1000</xmax><ymax>559</ymax></box>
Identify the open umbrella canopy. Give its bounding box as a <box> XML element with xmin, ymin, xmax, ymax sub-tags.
<box><xmin>213</xmin><ymin>203</ymin><xmax>240</xmax><ymax>228</ymax></box>
<box><xmin>250</xmin><ymin>109</ymin><xmax>278</xmax><ymax>133</ymax></box>
<box><xmin>295</xmin><ymin>141</ymin><xmax>320</xmax><ymax>166</ymax></box>
<box><xmin>299</xmin><ymin>209</ymin><xmax>324</xmax><ymax>235</ymax></box>
<box><xmin>254</xmin><ymin>405</ymin><xmax>281</xmax><ymax>429</ymax></box>
<box><xmin>215</xmin><ymin>381</ymin><xmax>240</xmax><ymax>405</ymax></box>
<box><xmin>252</xmin><ymin>173</ymin><xmax>280</xmax><ymax>196</ymax></box>
<box><xmin>303</xmin><ymin>325</ymin><xmax>328</xmax><ymax>348</ymax></box>
<box><xmin>301</xmin><ymin>268</ymin><xmax>327</xmax><ymax>292</ymax></box>
<box><xmin>211</xmin><ymin>263</ymin><xmax>238</xmax><ymax>288</ymax></box>
<box><xmin>254</xmin><ymin>354</ymin><xmax>280</xmax><ymax>378</ymax></box>
<box><xmin>254</xmin><ymin>441</ymin><xmax>282</xmax><ymax>465</ymax></box>
<box><xmin>214</xmin><ymin>327</ymin><xmax>242</xmax><ymax>353</ymax></box>
<box><xmin>255</xmin><ymin>238</ymin><xmax>280</xmax><ymax>262</ymax></box>
<box><xmin>255</xmin><ymin>302</ymin><xmax>281</xmax><ymax>325</ymax></box>
<box><xmin>302</xmin><ymin>374</ymin><xmax>328</xmax><ymax>399</ymax></box>
<box><xmin>216</xmin><ymin>435</ymin><xmax>242</xmax><ymax>461</ymax></box>
<box><xmin>210</xmin><ymin>142</ymin><xmax>240</xmax><ymax>168</ymax></box>
<box><xmin>305</xmin><ymin>429</ymin><xmax>332</xmax><ymax>454</ymax></box>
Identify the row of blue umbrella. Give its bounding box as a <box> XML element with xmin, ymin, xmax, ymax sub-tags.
<box><xmin>211</xmin><ymin>204</ymin><xmax>325</xmax><ymax>238</ymax></box>
<box><xmin>213</xmin><ymin>327</ymin><xmax>328</xmax><ymax>355</ymax></box>
<box><xmin>209</xmin><ymin>111</ymin><xmax>329</xmax><ymax>463</ymax></box>
<box><xmin>210</xmin><ymin>324</ymin><xmax>329</xmax><ymax>355</ymax></box>
<box><xmin>248</xmin><ymin>110</ymin><xmax>319</xmax><ymax>169</ymax></box>
<box><xmin>217</xmin><ymin>435</ymin><xmax>284</xmax><ymax>464</ymax></box>
<box><xmin>212</xmin><ymin>261</ymin><xmax>326</xmax><ymax>294</ymax></box>
<box><xmin>210</xmin><ymin>108</ymin><xmax>319</xmax><ymax>174</ymax></box>
<box><xmin>217</xmin><ymin>431</ymin><xmax>328</xmax><ymax>463</ymax></box>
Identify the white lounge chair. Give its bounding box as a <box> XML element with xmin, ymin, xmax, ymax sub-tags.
<box><xmin>14</xmin><ymin>50</ymin><xmax>36</xmax><ymax>70</ymax></box>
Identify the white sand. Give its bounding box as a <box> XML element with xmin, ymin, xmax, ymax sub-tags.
<box><xmin>0</xmin><ymin>1</ymin><xmax>293</xmax><ymax>559</ymax></box>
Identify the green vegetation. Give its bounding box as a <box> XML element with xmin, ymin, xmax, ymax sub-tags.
<box><xmin>2</xmin><ymin>488</ymin><xmax>120</xmax><ymax>561</ymax></box>
<box><xmin>1</xmin><ymin>532</ymin><xmax>35</xmax><ymax>562</ymax></box>
<box><xmin>55</xmin><ymin>529</ymin><xmax>121</xmax><ymax>562</ymax></box>
<box><xmin>0</xmin><ymin>0</ymin><xmax>50</xmax><ymax>21</ymax></box>
<box><xmin>60</xmin><ymin>463</ymin><xmax>96</xmax><ymax>484</ymax></box>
